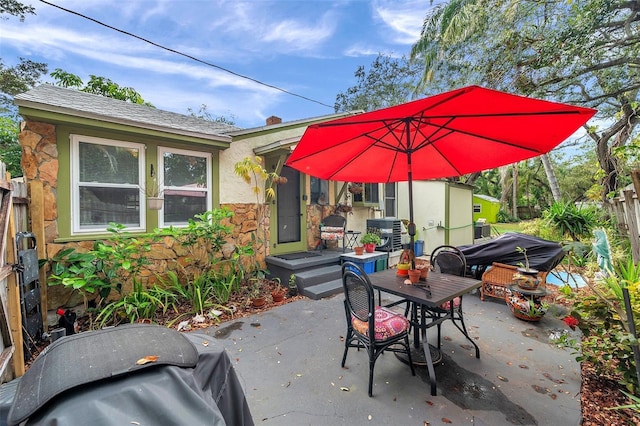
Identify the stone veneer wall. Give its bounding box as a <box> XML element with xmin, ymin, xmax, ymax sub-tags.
<box><xmin>18</xmin><ymin>120</ymin><xmax>268</xmax><ymax>310</ymax></box>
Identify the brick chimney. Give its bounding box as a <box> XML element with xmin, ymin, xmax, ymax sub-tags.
<box><xmin>266</xmin><ymin>116</ymin><xmax>282</xmax><ymax>126</ymax></box>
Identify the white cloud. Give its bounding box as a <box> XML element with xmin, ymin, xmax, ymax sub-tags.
<box><xmin>372</xmin><ymin>0</ymin><xmax>431</xmax><ymax>44</ymax></box>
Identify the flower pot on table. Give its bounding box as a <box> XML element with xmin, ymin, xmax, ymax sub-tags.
<box><xmin>408</xmin><ymin>269</ymin><xmax>421</xmax><ymax>283</ymax></box>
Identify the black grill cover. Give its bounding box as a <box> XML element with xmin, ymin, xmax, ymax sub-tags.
<box><xmin>458</xmin><ymin>232</ymin><xmax>565</xmax><ymax>272</ymax></box>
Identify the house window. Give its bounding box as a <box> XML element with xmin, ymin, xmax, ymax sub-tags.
<box><xmin>71</xmin><ymin>135</ymin><xmax>144</xmax><ymax>233</ymax></box>
<box><xmin>310</xmin><ymin>177</ymin><xmax>328</xmax><ymax>205</ymax></box>
<box><xmin>384</xmin><ymin>184</ymin><xmax>396</xmax><ymax>217</ymax></box>
<box><xmin>473</xmin><ymin>204</ymin><xmax>482</xmax><ymax>213</ymax></box>
<box><xmin>352</xmin><ymin>183</ymin><xmax>379</xmax><ymax>206</ymax></box>
<box><xmin>159</xmin><ymin>147</ymin><xmax>211</xmax><ymax>227</ymax></box>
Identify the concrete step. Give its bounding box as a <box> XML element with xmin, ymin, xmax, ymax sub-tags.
<box><xmin>295</xmin><ymin>265</ymin><xmax>342</xmax><ymax>289</ymax></box>
<box><xmin>300</xmin><ymin>278</ymin><xmax>343</xmax><ymax>300</ymax></box>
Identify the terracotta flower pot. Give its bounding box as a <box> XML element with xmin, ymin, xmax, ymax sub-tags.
<box><xmin>252</xmin><ymin>296</ymin><xmax>266</xmax><ymax>308</ymax></box>
<box><xmin>408</xmin><ymin>269</ymin><xmax>421</xmax><ymax>284</ymax></box>
<box><xmin>271</xmin><ymin>291</ymin><xmax>285</xmax><ymax>303</ymax></box>
<box><xmin>354</xmin><ymin>246</ymin><xmax>364</xmax><ymax>255</ymax></box>
<box><xmin>419</xmin><ymin>267</ymin><xmax>429</xmax><ymax>280</ymax></box>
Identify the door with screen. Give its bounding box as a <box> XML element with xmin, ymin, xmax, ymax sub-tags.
<box><xmin>273</xmin><ymin>166</ymin><xmax>305</xmax><ymax>253</ymax></box>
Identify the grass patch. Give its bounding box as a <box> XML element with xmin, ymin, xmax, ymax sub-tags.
<box><xmin>492</xmin><ymin>222</ymin><xmax>523</xmax><ymax>234</ymax></box>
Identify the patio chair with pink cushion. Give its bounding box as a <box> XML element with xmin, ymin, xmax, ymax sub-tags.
<box><xmin>341</xmin><ymin>262</ymin><xmax>415</xmax><ymax>397</ymax></box>
<box><xmin>320</xmin><ymin>214</ymin><xmax>346</xmax><ymax>252</ymax></box>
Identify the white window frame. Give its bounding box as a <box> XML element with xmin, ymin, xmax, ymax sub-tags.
<box><xmin>158</xmin><ymin>146</ymin><xmax>212</xmax><ymax>228</ymax></box>
<box><xmin>70</xmin><ymin>135</ymin><xmax>146</xmax><ymax>234</ymax></box>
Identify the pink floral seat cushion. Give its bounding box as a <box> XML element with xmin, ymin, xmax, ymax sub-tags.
<box><xmin>439</xmin><ymin>296</ymin><xmax>461</xmax><ymax>311</ymax></box>
<box><xmin>351</xmin><ymin>306</ymin><xmax>410</xmax><ymax>341</ymax></box>
<box><xmin>320</xmin><ymin>226</ymin><xmax>344</xmax><ymax>240</ymax></box>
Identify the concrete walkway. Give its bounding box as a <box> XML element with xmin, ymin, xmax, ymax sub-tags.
<box><xmin>200</xmin><ymin>291</ymin><xmax>581</xmax><ymax>426</ymax></box>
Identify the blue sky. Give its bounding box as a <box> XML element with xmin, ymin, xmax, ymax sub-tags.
<box><xmin>2</xmin><ymin>0</ymin><xmax>433</xmax><ymax>128</ymax></box>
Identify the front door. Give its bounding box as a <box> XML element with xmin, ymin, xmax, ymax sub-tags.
<box><xmin>271</xmin><ymin>165</ymin><xmax>306</xmax><ymax>254</ymax></box>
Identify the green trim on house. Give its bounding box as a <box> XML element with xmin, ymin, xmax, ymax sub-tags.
<box><xmin>53</xmin><ymin>123</ymin><xmax>223</xmax><ymax>241</ymax></box>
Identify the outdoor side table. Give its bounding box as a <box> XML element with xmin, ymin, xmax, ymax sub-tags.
<box><xmin>508</xmin><ymin>285</ymin><xmax>548</xmax><ymax>321</ymax></box>
<box><xmin>344</xmin><ymin>231</ymin><xmax>361</xmax><ymax>250</ymax></box>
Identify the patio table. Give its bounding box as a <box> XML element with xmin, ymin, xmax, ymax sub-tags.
<box><xmin>367</xmin><ymin>268</ymin><xmax>482</xmax><ymax>396</ymax></box>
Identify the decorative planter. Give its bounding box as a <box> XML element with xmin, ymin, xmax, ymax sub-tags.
<box><xmin>396</xmin><ymin>263</ymin><xmax>411</xmax><ymax>276</ymax></box>
<box><xmin>408</xmin><ymin>269</ymin><xmax>421</xmax><ymax>283</ymax></box>
<box><xmin>147</xmin><ymin>197</ymin><xmax>164</xmax><ymax>210</ymax></box>
<box><xmin>252</xmin><ymin>296</ymin><xmax>267</xmax><ymax>308</ymax></box>
<box><xmin>348</xmin><ymin>184</ymin><xmax>363</xmax><ymax>194</ymax></box>
<box><xmin>271</xmin><ymin>291</ymin><xmax>285</xmax><ymax>303</ymax></box>
<box><xmin>354</xmin><ymin>246</ymin><xmax>364</xmax><ymax>255</ymax></box>
<box><xmin>510</xmin><ymin>308</ymin><xmax>545</xmax><ymax>322</ymax></box>
<box><xmin>419</xmin><ymin>267</ymin><xmax>429</xmax><ymax>280</ymax></box>
<box><xmin>507</xmin><ymin>285</ymin><xmax>547</xmax><ymax>321</ymax></box>
<box><xmin>513</xmin><ymin>268</ymin><xmax>540</xmax><ymax>290</ymax></box>
<box><xmin>363</xmin><ymin>243</ymin><xmax>376</xmax><ymax>253</ymax></box>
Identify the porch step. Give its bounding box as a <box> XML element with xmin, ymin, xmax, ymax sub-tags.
<box><xmin>295</xmin><ymin>265</ymin><xmax>342</xmax><ymax>289</ymax></box>
<box><xmin>300</xmin><ymin>278</ymin><xmax>343</xmax><ymax>300</ymax></box>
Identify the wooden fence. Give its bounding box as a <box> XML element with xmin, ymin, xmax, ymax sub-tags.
<box><xmin>0</xmin><ymin>166</ymin><xmax>45</xmax><ymax>382</ymax></box>
<box><xmin>607</xmin><ymin>170</ymin><xmax>640</xmax><ymax>263</ymax></box>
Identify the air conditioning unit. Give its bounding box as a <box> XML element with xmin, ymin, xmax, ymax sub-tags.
<box><xmin>366</xmin><ymin>219</ymin><xmax>403</xmax><ymax>252</ymax></box>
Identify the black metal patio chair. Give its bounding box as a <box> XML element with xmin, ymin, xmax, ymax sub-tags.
<box><xmin>341</xmin><ymin>262</ymin><xmax>415</xmax><ymax>397</ymax></box>
<box><xmin>405</xmin><ymin>245</ymin><xmax>478</xmax><ymax>358</ymax></box>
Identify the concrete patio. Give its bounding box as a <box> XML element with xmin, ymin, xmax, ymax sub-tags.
<box><xmin>199</xmin><ymin>288</ymin><xmax>581</xmax><ymax>425</ymax></box>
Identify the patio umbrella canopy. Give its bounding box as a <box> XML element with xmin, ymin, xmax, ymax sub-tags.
<box><xmin>286</xmin><ymin>86</ymin><xmax>596</xmax><ymax>257</ymax></box>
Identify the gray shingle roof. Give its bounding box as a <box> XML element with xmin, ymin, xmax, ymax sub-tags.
<box><xmin>14</xmin><ymin>85</ymin><xmax>240</xmax><ymax>142</ymax></box>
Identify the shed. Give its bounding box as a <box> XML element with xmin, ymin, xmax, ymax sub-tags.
<box><xmin>473</xmin><ymin>194</ymin><xmax>500</xmax><ymax>223</ymax></box>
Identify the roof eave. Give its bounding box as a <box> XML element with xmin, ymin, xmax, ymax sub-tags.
<box><xmin>15</xmin><ymin>99</ymin><xmax>232</xmax><ymax>145</ymax></box>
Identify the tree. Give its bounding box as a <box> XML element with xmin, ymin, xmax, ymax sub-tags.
<box><xmin>0</xmin><ymin>115</ymin><xmax>22</xmax><ymax>177</ymax></box>
<box><xmin>0</xmin><ymin>0</ymin><xmax>34</xmax><ymax>21</ymax></box>
<box><xmin>50</xmin><ymin>69</ymin><xmax>153</xmax><ymax>106</ymax></box>
<box><xmin>411</xmin><ymin>0</ymin><xmax>639</xmax><ymax>202</ymax></box>
<box><xmin>187</xmin><ymin>104</ymin><xmax>236</xmax><ymax>126</ymax></box>
<box><xmin>0</xmin><ymin>0</ymin><xmax>45</xmax><ymax>176</ymax></box>
<box><xmin>334</xmin><ymin>54</ymin><xmax>422</xmax><ymax>113</ymax></box>
<box><xmin>0</xmin><ymin>58</ymin><xmax>47</xmax><ymax>115</ymax></box>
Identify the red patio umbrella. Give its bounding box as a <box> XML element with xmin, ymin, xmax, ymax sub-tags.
<box><xmin>286</xmin><ymin>85</ymin><xmax>596</xmax><ymax>255</ymax></box>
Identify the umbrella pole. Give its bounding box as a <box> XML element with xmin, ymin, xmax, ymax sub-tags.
<box><xmin>407</xmin><ymin>151</ymin><xmax>416</xmax><ymax>269</ymax></box>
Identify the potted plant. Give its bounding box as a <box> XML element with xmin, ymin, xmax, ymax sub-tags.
<box><xmin>513</xmin><ymin>246</ymin><xmax>540</xmax><ymax>290</ymax></box>
<box><xmin>416</xmin><ymin>262</ymin><xmax>430</xmax><ymax>279</ymax></box>
<box><xmin>348</xmin><ymin>183</ymin><xmax>363</xmax><ymax>194</ymax></box>
<box><xmin>270</xmin><ymin>280</ymin><xmax>286</xmax><ymax>303</ymax></box>
<box><xmin>508</xmin><ymin>294</ymin><xmax>548</xmax><ymax>321</ymax></box>
<box><xmin>407</xmin><ymin>268</ymin><xmax>421</xmax><ymax>283</ymax></box>
<box><xmin>249</xmin><ymin>281</ymin><xmax>266</xmax><ymax>308</ymax></box>
<box><xmin>288</xmin><ymin>274</ymin><xmax>298</xmax><ymax>297</ymax></box>
<box><xmin>360</xmin><ymin>233</ymin><xmax>381</xmax><ymax>253</ymax></box>
<box><xmin>143</xmin><ymin>176</ymin><xmax>164</xmax><ymax>210</ymax></box>
<box><xmin>396</xmin><ymin>262</ymin><xmax>411</xmax><ymax>276</ymax></box>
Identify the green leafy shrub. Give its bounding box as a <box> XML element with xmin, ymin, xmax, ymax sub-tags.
<box><xmin>48</xmin><ymin>209</ymin><xmax>246</xmax><ymax>328</ymax></box>
<box><xmin>49</xmin><ymin>223</ymin><xmax>152</xmax><ymax>305</ymax></box>
<box><xmin>543</xmin><ymin>201</ymin><xmax>601</xmax><ymax>241</ymax></box>
<box><xmin>557</xmin><ymin>259</ymin><xmax>640</xmax><ymax>392</ymax></box>
<box><xmin>96</xmin><ymin>280</ymin><xmax>164</xmax><ymax>327</ymax></box>
<box><xmin>496</xmin><ymin>209</ymin><xmax>517</xmax><ymax>223</ymax></box>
